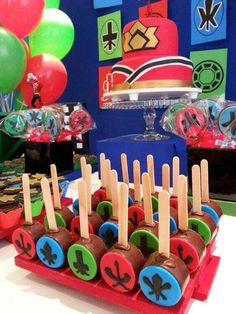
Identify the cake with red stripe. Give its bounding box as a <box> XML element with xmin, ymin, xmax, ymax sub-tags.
<box><xmin>112</xmin><ymin>17</ymin><xmax>193</xmax><ymax>90</ymax></box>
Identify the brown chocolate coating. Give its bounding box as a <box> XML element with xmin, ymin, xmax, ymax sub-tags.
<box><xmin>55</xmin><ymin>206</ymin><xmax>74</xmax><ymax>228</ymax></box>
<box><xmin>23</xmin><ymin>221</ymin><xmax>46</xmax><ymax>243</ymax></box>
<box><xmin>47</xmin><ymin>227</ymin><xmax>74</xmax><ymax>252</ymax></box>
<box><xmin>88</xmin><ymin>211</ymin><xmax>103</xmax><ymax>233</ymax></box>
<box><xmin>144</xmin><ymin>252</ymin><xmax>189</xmax><ymax>292</ymax></box>
<box><xmin>77</xmin><ymin>234</ymin><xmax>108</xmax><ymax>265</ymax></box>
<box><xmin>152</xmin><ymin>191</ymin><xmax>159</xmax><ymax>199</ymax></box>
<box><xmin>189</xmin><ymin>211</ymin><xmax>217</xmax><ymax>234</ymax></box>
<box><xmin>0</xmin><ymin>203</ymin><xmax>20</xmax><ymax>213</ymax></box>
<box><xmin>136</xmin><ymin>220</ymin><xmax>159</xmax><ymax>237</ymax></box>
<box><xmin>91</xmin><ymin>194</ymin><xmax>100</xmax><ymax>211</ymax></box>
<box><xmin>202</xmin><ymin>200</ymin><xmax>223</xmax><ymax>217</ymax></box>
<box><xmin>107</xmin><ymin>216</ymin><xmax>135</xmax><ymax>236</ymax></box>
<box><xmin>110</xmin><ymin>242</ymin><xmax>145</xmax><ymax>277</ymax></box>
<box><xmin>171</xmin><ymin>229</ymin><xmax>205</xmax><ymax>259</ymax></box>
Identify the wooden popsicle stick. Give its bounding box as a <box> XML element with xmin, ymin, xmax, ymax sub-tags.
<box><xmin>121</xmin><ymin>153</ymin><xmax>129</xmax><ymax>186</ymax></box>
<box><xmin>142</xmin><ymin>173</ymin><xmax>153</xmax><ymax>225</ymax></box>
<box><xmin>200</xmin><ymin>159</ymin><xmax>210</xmax><ymax>202</ymax></box>
<box><xmin>147</xmin><ymin>154</ymin><xmax>155</xmax><ymax>194</ymax></box>
<box><xmin>22</xmin><ymin>174</ymin><xmax>32</xmax><ymax>224</ymax></box>
<box><xmin>118</xmin><ymin>182</ymin><xmax>128</xmax><ymax>248</ymax></box>
<box><xmin>50</xmin><ymin>164</ymin><xmax>61</xmax><ymax>209</ymax></box>
<box><xmin>162</xmin><ymin>164</ymin><xmax>170</xmax><ymax>192</ymax></box>
<box><xmin>41</xmin><ymin>177</ymin><xmax>58</xmax><ymax>232</ymax></box>
<box><xmin>105</xmin><ymin>159</ymin><xmax>111</xmax><ymax>199</ymax></box>
<box><xmin>78</xmin><ymin>179</ymin><xmax>89</xmax><ymax>239</ymax></box>
<box><xmin>100</xmin><ymin>153</ymin><xmax>106</xmax><ymax>188</ymax></box>
<box><xmin>110</xmin><ymin>170</ymin><xmax>119</xmax><ymax>217</ymax></box>
<box><xmin>80</xmin><ymin>156</ymin><xmax>87</xmax><ymax>180</ymax></box>
<box><xmin>158</xmin><ymin>190</ymin><xmax>170</xmax><ymax>258</ymax></box>
<box><xmin>133</xmin><ymin>160</ymin><xmax>141</xmax><ymax>202</ymax></box>
<box><xmin>85</xmin><ymin>164</ymin><xmax>92</xmax><ymax>215</ymax></box>
<box><xmin>178</xmin><ymin>175</ymin><xmax>188</xmax><ymax>231</ymax></box>
<box><xmin>172</xmin><ymin>156</ymin><xmax>180</xmax><ymax>197</ymax></box>
<box><xmin>192</xmin><ymin>165</ymin><xmax>202</xmax><ymax>213</ymax></box>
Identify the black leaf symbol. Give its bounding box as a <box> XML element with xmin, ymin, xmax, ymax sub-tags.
<box><xmin>73</xmin><ymin>250</ymin><xmax>89</xmax><ymax>276</ymax></box>
<box><xmin>105</xmin><ymin>260</ymin><xmax>131</xmax><ymax>291</ymax></box>
<box><xmin>143</xmin><ymin>274</ymin><xmax>171</xmax><ymax>301</ymax></box>
<box><xmin>15</xmin><ymin>233</ymin><xmax>32</xmax><ymax>258</ymax></box>
<box><xmin>40</xmin><ymin>241</ymin><xmax>57</xmax><ymax>265</ymax></box>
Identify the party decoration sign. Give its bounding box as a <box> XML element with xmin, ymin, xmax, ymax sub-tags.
<box><xmin>191</xmin><ymin>0</ymin><xmax>227</xmax><ymax>45</ymax></box>
<box><xmin>98</xmin><ymin>66</ymin><xmax>113</xmax><ymax>108</ymax></box>
<box><xmin>94</xmin><ymin>0</ymin><xmax>122</xmax><ymax>9</ymax></box>
<box><xmin>190</xmin><ymin>48</ymin><xmax>227</xmax><ymax>99</ymax></box>
<box><xmin>97</xmin><ymin>11</ymin><xmax>122</xmax><ymax>61</ymax></box>
<box><xmin>139</xmin><ymin>0</ymin><xmax>168</xmax><ymax>18</ymax></box>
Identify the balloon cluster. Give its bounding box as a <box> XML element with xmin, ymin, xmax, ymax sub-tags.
<box><xmin>0</xmin><ymin>104</ymin><xmax>96</xmax><ymax>142</ymax></box>
<box><xmin>161</xmin><ymin>98</ymin><xmax>236</xmax><ymax>149</ymax></box>
<box><xmin>0</xmin><ymin>0</ymin><xmax>74</xmax><ymax>108</ymax></box>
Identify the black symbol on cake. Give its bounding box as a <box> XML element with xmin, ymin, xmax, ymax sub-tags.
<box><xmin>130</xmin><ymin>211</ymin><xmax>139</xmax><ymax>226</ymax></box>
<box><xmin>197</xmin><ymin>0</ymin><xmax>222</xmax><ymax>31</ymax></box>
<box><xmin>29</xmin><ymin>111</ymin><xmax>41</xmax><ymax>125</ymax></box>
<box><xmin>221</xmin><ymin>111</ymin><xmax>236</xmax><ymax>136</ymax></box>
<box><xmin>177</xmin><ymin>245</ymin><xmax>193</xmax><ymax>265</ymax></box>
<box><xmin>101</xmin><ymin>228</ymin><xmax>117</xmax><ymax>247</ymax></box>
<box><xmin>181</xmin><ymin>112</ymin><xmax>201</xmax><ymax>133</ymax></box>
<box><xmin>73</xmin><ymin>250</ymin><xmax>89</xmax><ymax>276</ymax></box>
<box><xmin>15</xmin><ymin>233</ymin><xmax>32</xmax><ymax>258</ymax></box>
<box><xmin>105</xmin><ymin>260</ymin><xmax>131</xmax><ymax>291</ymax></box>
<box><xmin>100</xmin><ymin>206</ymin><xmax>111</xmax><ymax>220</ymax></box>
<box><xmin>137</xmin><ymin>234</ymin><xmax>155</xmax><ymax>257</ymax></box>
<box><xmin>102</xmin><ymin>21</ymin><xmax>118</xmax><ymax>51</ymax></box>
<box><xmin>193</xmin><ymin>60</ymin><xmax>224</xmax><ymax>93</ymax></box>
<box><xmin>143</xmin><ymin>274</ymin><xmax>171</xmax><ymax>301</ymax></box>
<box><xmin>40</xmin><ymin>241</ymin><xmax>57</xmax><ymax>265</ymax></box>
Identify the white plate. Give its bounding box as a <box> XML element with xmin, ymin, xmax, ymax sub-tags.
<box><xmin>104</xmin><ymin>87</ymin><xmax>201</xmax><ymax>101</ymax></box>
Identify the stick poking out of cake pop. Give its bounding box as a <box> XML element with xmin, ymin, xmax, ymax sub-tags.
<box><xmin>12</xmin><ymin>174</ymin><xmax>45</xmax><ymax>260</ymax></box>
<box><xmin>100</xmin><ymin>183</ymin><xmax>144</xmax><ymax>293</ymax></box>
<box><xmin>93</xmin><ymin>153</ymin><xmax>107</xmax><ymax>202</ymax></box>
<box><xmin>36</xmin><ymin>178</ymin><xmax>73</xmax><ymax>268</ymax></box>
<box><xmin>139</xmin><ymin>190</ymin><xmax>190</xmax><ymax>306</ymax></box>
<box><xmin>121</xmin><ymin>152</ymin><xmax>134</xmax><ymax>205</ymax></box>
<box><xmin>67</xmin><ymin>179</ymin><xmax>107</xmax><ymax>281</ymax></box>
<box><xmin>170</xmin><ymin>175</ymin><xmax>205</xmax><ymax>272</ymax></box>
<box><xmin>147</xmin><ymin>154</ymin><xmax>159</xmax><ymax>211</ymax></box>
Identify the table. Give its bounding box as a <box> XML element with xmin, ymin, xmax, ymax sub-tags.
<box><xmin>0</xmin><ymin>173</ymin><xmax>235</xmax><ymax>314</ymax></box>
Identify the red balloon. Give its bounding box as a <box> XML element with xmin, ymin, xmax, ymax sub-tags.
<box><xmin>0</xmin><ymin>0</ymin><xmax>45</xmax><ymax>38</ymax></box>
<box><xmin>19</xmin><ymin>54</ymin><xmax>67</xmax><ymax>107</ymax></box>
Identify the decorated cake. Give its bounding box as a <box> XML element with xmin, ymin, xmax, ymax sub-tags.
<box><xmin>112</xmin><ymin>17</ymin><xmax>193</xmax><ymax>90</ymax></box>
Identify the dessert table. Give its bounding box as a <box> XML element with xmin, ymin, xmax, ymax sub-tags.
<box><xmin>0</xmin><ymin>172</ymin><xmax>235</xmax><ymax>314</ymax></box>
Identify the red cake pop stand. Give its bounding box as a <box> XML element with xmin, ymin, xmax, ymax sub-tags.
<box><xmin>15</xmin><ymin>230</ymin><xmax>220</xmax><ymax>314</ymax></box>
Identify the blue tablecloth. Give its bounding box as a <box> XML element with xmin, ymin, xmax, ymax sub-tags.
<box><xmin>97</xmin><ymin>134</ymin><xmax>187</xmax><ymax>186</ymax></box>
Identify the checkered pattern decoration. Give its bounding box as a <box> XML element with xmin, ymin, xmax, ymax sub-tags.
<box><xmin>62</xmin><ymin>102</ymin><xmax>89</xmax><ymax>154</ymax></box>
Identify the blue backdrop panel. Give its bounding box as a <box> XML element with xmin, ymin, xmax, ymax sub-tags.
<box><xmin>59</xmin><ymin>0</ymin><xmax>234</xmax><ymax>155</ymax></box>
<box><xmin>97</xmin><ymin>133</ymin><xmax>187</xmax><ymax>185</ymax></box>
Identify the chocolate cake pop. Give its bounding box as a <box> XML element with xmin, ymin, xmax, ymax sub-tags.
<box><xmin>100</xmin><ymin>183</ymin><xmax>144</xmax><ymax>292</ymax></box>
<box><xmin>67</xmin><ymin>180</ymin><xmax>107</xmax><ymax>281</ymax></box>
<box><xmin>71</xmin><ymin>164</ymin><xmax>103</xmax><ymax>240</ymax></box>
<box><xmin>130</xmin><ymin>173</ymin><xmax>159</xmax><ymax>258</ymax></box>
<box><xmin>93</xmin><ymin>153</ymin><xmax>107</xmax><ymax>203</ymax></box>
<box><xmin>36</xmin><ymin>178</ymin><xmax>74</xmax><ymax>268</ymax></box>
<box><xmin>12</xmin><ymin>174</ymin><xmax>45</xmax><ymax>260</ymax></box>
<box><xmin>96</xmin><ymin>158</ymin><xmax>114</xmax><ymax>220</ymax></box>
<box><xmin>44</xmin><ymin>164</ymin><xmax>74</xmax><ymax>229</ymax></box>
<box><xmin>170</xmin><ymin>175</ymin><xmax>205</xmax><ymax>272</ymax></box>
<box><xmin>153</xmin><ymin>164</ymin><xmax>178</xmax><ymax>232</ymax></box>
<box><xmin>139</xmin><ymin>190</ymin><xmax>190</xmax><ymax>306</ymax></box>
<box><xmin>147</xmin><ymin>154</ymin><xmax>159</xmax><ymax>211</ymax></box>
<box><xmin>128</xmin><ymin>160</ymin><xmax>144</xmax><ymax>227</ymax></box>
<box><xmin>99</xmin><ymin>169</ymin><xmax>134</xmax><ymax>247</ymax></box>
<box><xmin>200</xmin><ymin>159</ymin><xmax>223</xmax><ymax>223</ymax></box>
<box><xmin>188</xmin><ymin>165</ymin><xmax>217</xmax><ymax>245</ymax></box>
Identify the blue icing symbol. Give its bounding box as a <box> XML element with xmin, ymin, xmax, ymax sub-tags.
<box><xmin>26</xmin><ymin>109</ymin><xmax>43</xmax><ymax>127</ymax></box>
<box><xmin>201</xmin><ymin>204</ymin><xmax>219</xmax><ymax>224</ymax></box>
<box><xmin>139</xmin><ymin>265</ymin><xmax>182</xmax><ymax>306</ymax></box>
<box><xmin>153</xmin><ymin>212</ymin><xmax>177</xmax><ymax>233</ymax></box>
<box><xmin>98</xmin><ymin>221</ymin><xmax>118</xmax><ymax>247</ymax></box>
<box><xmin>207</xmin><ymin>99</ymin><xmax>222</xmax><ymax>125</ymax></box>
<box><xmin>72</xmin><ymin>199</ymin><xmax>79</xmax><ymax>216</ymax></box>
<box><xmin>218</xmin><ymin>105</ymin><xmax>236</xmax><ymax>139</ymax></box>
<box><xmin>59</xmin><ymin>180</ymin><xmax>69</xmax><ymax>198</ymax></box>
<box><xmin>36</xmin><ymin>235</ymin><xmax>65</xmax><ymax>268</ymax></box>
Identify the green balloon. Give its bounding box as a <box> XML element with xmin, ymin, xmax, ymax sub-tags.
<box><xmin>29</xmin><ymin>9</ymin><xmax>75</xmax><ymax>60</ymax></box>
<box><xmin>0</xmin><ymin>27</ymin><xmax>27</xmax><ymax>93</ymax></box>
<box><xmin>45</xmin><ymin>0</ymin><xmax>60</xmax><ymax>9</ymax></box>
